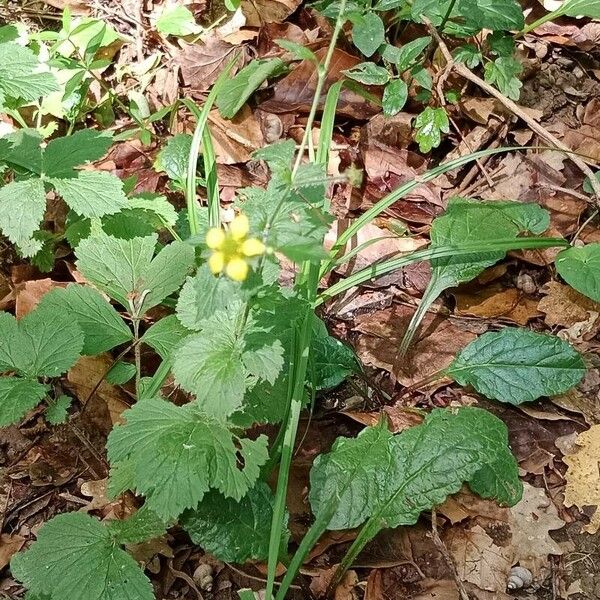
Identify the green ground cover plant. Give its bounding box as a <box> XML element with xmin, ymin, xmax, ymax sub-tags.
<box><xmin>1</xmin><ymin>1</ymin><xmax>599</xmax><ymax>599</ymax></box>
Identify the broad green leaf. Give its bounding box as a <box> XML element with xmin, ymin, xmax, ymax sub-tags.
<box><xmin>154</xmin><ymin>134</ymin><xmax>192</xmax><ymax>184</ymax></box>
<box><xmin>448</xmin><ymin>328</ymin><xmax>586</xmax><ymax>404</ymax></box>
<box><xmin>42</xmin><ymin>130</ymin><xmax>113</xmax><ymax>178</ymax></box>
<box><xmin>411</xmin><ymin>0</ymin><xmax>457</xmax><ymax>25</ymax></box>
<box><xmin>461</xmin><ymin>0</ymin><xmax>525</xmax><ymax>30</ymax></box>
<box><xmin>156</xmin><ymin>5</ymin><xmax>202</xmax><ymax>36</ymax></box>
<box><xmin>11</xmin><ymin>512</ymin><xmax>153</xmax><ymax>600</ymax></box>
<box><xmin>253</xmin><ymin>139</ymin><xmax>295</xmax><ymax>175</ymax></box>
<box><xmin>176</xmin><ymin>265</ymin><xmax>241</xmax><ymax>331</ymax></box>
<box><xmin>0</xmin><ymin>42</ymin><xmax>59</xmax><ymax>102</ymax></box>
<box><xmin>217</xmin><ymin>58</ymin><xmax>286</xmax><ymax>119</ymax></box>
<box><xmin>127</xmin><ymin>194</ymin><xmax>178</xmax><ymax>228</ymax></box>
<box><xmin>561</xmin><ymin>0</ymin><xmax>600</xmax><ymax>17</ymax></box>
<box><xmin>0</xmin><ymin>178</ymin><xmax>46</xmax><ymax>256</ymax></box>
<box><xmin>0</xmin><ymin>303</ymin><xmax>84</xmax><ymax>378</ymax></box>
<box><xmin>141</xmin><ymin>314</ymin><xmax>192</xmax><ymax>360</ymax></box>
<box><xmin>487</xmin><ymin>32</ymin><xmax>515</xmax><ymax>56</ymax></box>
<box><xmin>413</xmin><ymin>107</ymin><xmax>449</xmax><ymax>152</ymax></box>
<box><xmin>343</xmin><ymin>62</ymin><xmax>390</xmax><ymax>85</ymax></box>
<box><xmin>0</xmin><ymin>128</ymin><xmax>43</xmax><ymax>173</ymax></box>
<box><xmin>0</xmin><ymin>377</ymin><xmax>48</xmax><ymax>427</ymax></box>
<box><xmin>382</xmin><ymin>79</ymin><xmax>408</xmax><ymax>116</ymax></box>
<box><xmin>49</xmin><ymin>171</ymin><xmax>128</xmax><ymax>218</ymax></box>
<box><xmin>484</xmin><ymin>56</ymin><xmax>522</xmax><ymax>101</ymax></box>
<box><xmin>555</xmin><ymin>244</ymin><xmax>600</xmax><ymax>303</ymax></box>
<box><xmin>76</xmin><ymin>233</ymin><xmax>195</xmax><ymax>313</ymax></box>
<box><xmin>312</xmin><ymin>317</ymin><xmax>359</xmax><ymax>390</ymax></box>
<box><xmin>106</xmin><ymin>507</ymin><xmax>166</xmax><ymax>544</ymax></box>
<box><xmin>352</xmin><ymin>13</ymin><xmax>385</xmax><ymax>58</ymax></box>
<box><xmin>38</xmin><ymin>285</ymin><xmax>132</xmax><ymax>355</ymax></box>
<box><xmin>382</xmin><ymin>36</ymin><xmax>431</xmax><ymax>72</ymax></box>
<box><xmin>107</xmin><ymin>397</ymin><xmax>269</xmax><ymax>520</ymax></box>
<box><xmin>106</xmin><ymin>361</ymin><xmax>136</xmax><ymax>385</ymax></box>
<box><xmin>182</xmin><ymin>483</ymin><xmax>287</xmax><ymax>563</ymax></box>
<box><xmin>311</xmin><ymin>407</ymin><xmax>521</xmax><ymax>532</ymax></box>
<box><xmin>173</xmin><ymin>305</ymin><xmax>284</xmax><ymax>418</ymax></box>
<box><xmin>45</xmin><ymin>394</ymin><xmax>72</xmax><ymax>425</ymax></box>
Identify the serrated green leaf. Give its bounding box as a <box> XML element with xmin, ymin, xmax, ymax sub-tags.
<box><xmin>343</xmin><ymin>62</ymin><xmax>390</xmax><ymax>85</ymax></box>
<box><xmin>453</xmin><ymin>44</ymin><xmax>482</xmax><ymax>68</ymax></box>
<box><xmin>141</xmin><ymin>314</ymin><xmax>192</xmax><ymax>360</ymax></box>
<box><xmin>561</xmin><ymin>0</ymin><xmax>600</xmax><ymax>18</ymax></box>
<box><xmin>0</xmin><ymin>128</ymin><xmax>43</xmax><ymax>173</ymax></box>
<box><xmin>45</xmin><ymin>394</ymin><xmax>72</xmax><ymax>425</ymax></box>
<box><xmin>42</xmin><ymin>130</ymin><xmax>113</xmax><ymax>178</ymax></box>
<box><xmin>0</xmin><ymin>178</ymin><xmax>46</xmax><ymax>256</ymax></box>
<box><xmin>182</xmin><ymin>483</ymin><xmax>287</xmax><ymax>563</ymax></box>
<box><xmin>0</xmin><ymin>42</ymin><xmax>59</xmax><ymax>103</ymax></box>
<box><xmin>107</xmin><ymin>397</ymin><xmax>269</xmax><ymax>520</ymax></box>
<box><xmin>461</xmin><ymin>0</ymin><xmax>524</xmax><ymax>30</ymax></box>
<box><xmin>0</xmin><ymin>303</ymin><xmax>84</xmax><ymax>378</ymax></box>
<box><xmin>106</xmin><ymin>361</ymin><xmax>136</xmax><ymax>385</ymax></box>
<box><xmin>0</xmin><ymin>377</ymin><xmax>48</xmax><ymax>426</ymax></box>
<box><xmin>11</xmin><ymin>512</ymin><xmax>153</xmax><ymax>600</ymax></box>
<box><xmin>382</xmin><ymin>79</ymin><xmax>408</xmax><ymax>116</ymax></box>
<box><xmin>106</xmin><ymin>507</ymin><xmax>166</xmax><ymax>544</ymax></box>
<box><xmin>484</xmin><ymin>56</ymin><xmax>522</xmax><ymax>100</ymax></box>
<box><xmin>217</xmin><ymin>58</ymin><xmax>286</xmax><ymax>119</ymax></box>
<box><xmin>128</xmin><ymin>194</ymin><xmax>178</xmax><ymax>228</ymax></box>
<box><xmin>154</xmin><ymin>134</ymin><xmax>192</xmax><ymax>184</ymax></box>
<box><xmin>176</xmin><ymin>265</ymin><xmax>242</xmax><ymax>331</ymax></box>
<box><xmin>156</xmin><ymin>5</ymin><xmax>202</xmax><ymax>36</ymax></box>
<box><xmin>448</xmin><ymin>328</ymin><xmax>586</xmax><ymax>404</ymax></box>
<box><xmin>487</xmin><ymin>31</ymin><xmax>515</xmax><ymax>56</ymax></box>
<box><xmin>311</xmin><ymin>407</ymin><xmax>522</xmax><ymax>532</ymax></box>
<box><xmin>555</xmin><ymin>244</ymin><xmax>600</xmax><ymax>303</ymax></box>
<box><xmin>76</xmin><ymin>233</ymin><xmax>195</xmax><ymax>313</ymax></box>
<box><xmin>382</xmin><ymin>36</ymin><xmax>431</xmax><ymax>71</ymax></box>
<box><xmin>414</xmin><ymin>107</ymin><xmax>449</xmax><ymax>152</ymax></box>
<box><xmin>37</xmin><ymin>284</ymin><xmax>133</xmax><ymax>355</ymax></box>
<box><xmin>352</xmin><ymin>13</ymin><xmax>385</xmax><ymax>58</ymax></box>
<box><xmin>49</xmin><ymin>171</ymin><xmax>128</xmax><ymax>218</ymax></box>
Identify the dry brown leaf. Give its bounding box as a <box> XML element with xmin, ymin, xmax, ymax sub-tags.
<box><xmin>539</xmin><ymin>281</ymin><xmax>600</xmax><ymax>328</ymax></box>
<box><xmin>208</xmin><ymin>106</ymin><xmax>264</xmax><ymax>164</ymax></box>
<box><xmin>564</xmin><ymin>425</ymin><xmax>600</xmax><ymax>534</ymax></box>
<box><xmin>564</xmin><ymin>98</ymin><xmax>600</xmax><ymax>162</ymax></box>
<box><xmin>260</xmin><ymin>49</ymin><xmax>379</xmax><ymax>118</ymax></box>
<box><xmin>453</xmin><ymin>284</ymin><xmax>539</xmax><ymax>325</ymax></box>
<box><xmin>509</xmin><ymin>483</ymin><xmax>565</xmax><ymax>577</ymax></box>
<box><xmin>342</xmin><ymin>405</ymin><xmax>423</xmax><ymax>433</ymax></box>
<box><xmin>0</xmin><ymin>533</ymin><xmax>25</xmax><ymax>570</ymax></box>
<box><xmin>366</xmin><ymin>573</ymin><xmax>459</xmax><ymax>600</ymax></box>
<box><xmin>551</xmin><ymin>389</ymin><xmax>600</xmax><ymax>426</ymax></box>
<box><xmin>362</xmin><ymin>112</ymin><xmax>413</xmax><ymax>149</ymax></box>
<box><xmin>241</xmin><ymin>0</ymin><xmax>301</xmax><ymax>26</ymax></box>
<box><xmin>354</xmin><ymin>306</ymin><xmax>476</xmax><ymax>386</ymax></box>
<box><xmin>446</xmin><ymin>524</ymin><xmax>513</xmax><ymax>592</ymax></box>
<box><xmin>41</xmin><ymin>0</ymin><xmax>89</xmax><ymax>14</ymax></box>
<box><xmin>15</xmin><ymin>278</ymin><xmax>64</xmax><ymax>318</ymax></box>
<box><xmin>438</xmin><ymin>487</ymin><xmax>510</xmax><ymax>525</ymax></box>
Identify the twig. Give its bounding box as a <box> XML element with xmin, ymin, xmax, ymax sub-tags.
<box><xmin>424</xmin><ymin>19</ymin><xmax>600</xmax><ymax>207</ymax></box>
<box><xmin>430</xmin><ymin>509</ymin><xmax>470</xmax><ymax>600</ymax></box>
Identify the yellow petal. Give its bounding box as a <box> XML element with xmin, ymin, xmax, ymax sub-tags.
<box><xmin>225</xmin><ymin>257</ymin><xmax>249</xmax><ymax>282</ymax></box>
<box><xmin>229</xmin><ymin>214</ymin><xmax>250</xmax><ymax>240</ymax></box>
<box><xmin>241</xmin><ymin>238</ymin><xmax>266</xmax><ymax>257</ymax></box>
<box><xmin>206</xmin><ymin>227</ymin><xmax>225</xmax><ymax>249</ymax></box>
<box><xmin>208</xmin><ymin>251</ymin><xmax>225</xmax><ymax>274</ymax></box>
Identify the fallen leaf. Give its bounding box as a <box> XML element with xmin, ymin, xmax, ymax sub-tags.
<box><xmin>551</xmin><ymin>389</ymin><xmax>600</xmax><ymax>426</ymax></box>
<box><xmin>509</xmin><ymin>483</ymin><xmax>565</xmax><ymax>577</ymax></box>
<box><xmin>564</xmin><ymin>425</ymin><xmax>600</xmax><ymax>534</ymax></box>
<box><xmin>354</xmin><ymin>306</ymin><xmax>477</xmax><ymax>386</ymax></box>
<box><xmin>366</xmin><ymin>573</ymin><xmax>458</xmax><ymax>600</ymax></box>
<box><xmin>208</xmin><ymin>106</ymin><xmax>264</xmax><ymax>164</ymax></box>
<box><xmin>539</xmin><ymin>281</ymin><xmax>600</xmax><ymax>328</ymax></box>
<box><xmin>241</xmin><ymin>0</ymin><xmax>301</xmax><ymax>26</ymax></box>
<box><xmin>342</xmin><ymin>405</ymin><xmax>423</xmax><ymax>433</ymax></box>
<box><xmin>446</xmin><ymin>524</ymin><xmax>513</xmax><ymax>592</ymax></box>
<box><xmin>0</xmin><ymin>534</ymin><xmax>25</xmax><ymax>570</ymax></box>
<box><xmin>15</xmin><ymin>278</ymin><xmax>64</xmax><ymax>318</ymax></box>
<box><xmin>438</xmin><ymin>487</ymin><xmax>510</xmax><ymax>525</ymax></box>
<box><xmin>361</xmin><ymin>112</ymin><xmax>413</xmax><ymax>149</ymax></box>
<box><xmin>564</xmin><ymin>98</ymin><xmax>600</xmax><ymax>162</ymax></box>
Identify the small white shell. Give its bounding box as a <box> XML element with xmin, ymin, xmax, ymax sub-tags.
<box><xmin>193</xmin><ymin>563</ymin><xmax>214</xmax><ymax>591</ymax></box>
<box><xmin>507</xmin><ymin>566</ymin><xmax>533</xmax><ymax>590</ymax></box>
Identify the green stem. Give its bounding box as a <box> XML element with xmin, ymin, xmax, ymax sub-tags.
<box><xmin>439</xmin><ymin>0</ymin><xmax>458</xmax><ymax>31</ymax></box>
<box><xmin>517</xmin><ymin>8</ymin><xmax>565</xmax><ymax>37</ymax></box>
<box><xmin>141</xmin><ymin>359</ymin><xmax>172</xmax><ymax>400</ymax></box>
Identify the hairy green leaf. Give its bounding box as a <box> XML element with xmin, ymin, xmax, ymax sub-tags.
<box><xmin>0</xmin><ymin>128</ymin><xmax>43</xmax><ymax>173</ymax></box>
<box><xmin>107</xmin><ymin>397</ymin><xmax>269</xmax><ymax>520</ymax></box>
<box><xmin>45</xmin><ymin>394</ymin><xmax>72</xmax><ymax>425</ymax></box>
<box><xmin>38</xmin><ymin>285</ymin><xmax>133</xmax><ymax>355</ymax></box>
<box><xmin>11</xmin><ymin>512</ymin><xmax>153</xmax><ymax>600</ymax></box>
<box><xmin>141</xmin><ymin>314</ymin><xmax>192</xmax><ymax>360</ymax></box>
<box><xmin>555</xmin><ymin>244</ymin><xmax>600</xmax><ymax>303</ymax></box>
<box><xmin>182</xmin><ymin>483</ymin><xmax>287</xmax><ymax>563</ymax></box>
<box><xmin>0</xmin><ymin>377</ymin><xmax>48</xmax><ymax>427</ymax></box>
<box><xmin>106</xmin><ymin>507</ymin><xmax>166</xmax><ymax>545</ymax></box>
<box><xmin>448</xmin><ymin>328</ymin><xmax>586</xmax><ymax>404</ymax></box>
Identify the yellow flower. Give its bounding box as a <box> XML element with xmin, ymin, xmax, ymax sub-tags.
<box><xmin>205</xmin><ymin>213</ymin><xmax>266</xmax><ymax>282</ymax></box>
<box><xmin>241</xmin><ymin>238</ymin><xmax>266</xmax><ymax>257</ymax></box>
<box><xmin>229</xmin><ymin>214</ymin><xmax>249</xmax><ymax>241</ymax></box>
<box><xmin>225</xmin><ymin>258</ymin><xmax>249</xmax><ymax>282</ymax></box>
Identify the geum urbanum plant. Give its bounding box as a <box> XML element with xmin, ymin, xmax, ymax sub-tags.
<box><xmin>7</xmin><ymin>9</ymin><xmax>597</xmax><ymax>600</ymax></box>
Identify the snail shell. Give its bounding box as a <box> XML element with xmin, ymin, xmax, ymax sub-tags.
<box><xmin>507</xmin><ymin>566</ymin><xmax>533</xmax><ymax>590</ymax></box>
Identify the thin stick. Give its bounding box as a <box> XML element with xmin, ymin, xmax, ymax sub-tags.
<box><xmin>430</xmin><ymin>509</ymin><xmax>470</xmax><ymax>600</ymax></box>
<box><xmin>424</xmin><ymin>19</ymin><xmax>600</xmax><ymax>207</ymax></box>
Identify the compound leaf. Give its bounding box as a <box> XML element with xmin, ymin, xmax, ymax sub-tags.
<box><xmin>0</xmin><ymin>178</ymin><xmax>46</xmax><ymax>256</ymax></box>
<box><xmin>555</xmin><ymin>243</ymin><xmax>600</xmax><ymax>303</ymax></box>
<box><xmin>414</xmin><ymin>107</ymin><xmax>449</xmax><ymax>152</ymax></box>
<box><xmin>38</xmin><ymin>285</ymin><xmax>132</xmax><ymax>355</ymax></box>
<box><xmin>0</xmin><ymin>377</ymin><xmax>48</xmax><ymax>427</ymax></box>
<box><xmin>484</xmin><ymin>56</ymin><xmax>523</xmax><ymax>100</ymax></box>
<box><xmin>45</xmin><ymin>394</ymin><xmax>72</xmax><ymax>425</ymax></box>
<box><xmin>461</xmin><ymin>0</ymin><xmax>525</xmax><ymax>30</ymax></box>
<box><xmin>448</xmin><ymin>328</ymin><xmax>586</xmax><ymax>404</ymax></box>
<box><xmin>181</xmin><ymin>483</ymin><xmax>286</xmax><ymax>563</ymax></box>
<box><xmin>11</xmin><ymin>512</ymin><xmax>153</xmax><ymax>600</ymax></box>
<box><xmin>107</xmin><ymin>397</ymin><xmax>269</xmax><ymax>520</ymax></box>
